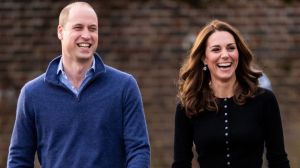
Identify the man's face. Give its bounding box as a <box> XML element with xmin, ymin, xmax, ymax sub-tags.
<box><xmin>58</xmin><ymin>5</ymin><xmax>98</xmax><ymax>62</ymax></box>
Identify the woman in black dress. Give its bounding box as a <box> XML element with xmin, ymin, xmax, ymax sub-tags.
<box><xmin>172</xmin><ymin>20</ymin><xmax>290</xmax><ymax>168</ymax></box>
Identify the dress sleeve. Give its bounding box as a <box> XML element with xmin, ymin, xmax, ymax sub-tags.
<box><xmin>262</xmin><ymin>90</ymin><xmax>290</xmax><ymax>168</ymax></box>
<box><xmin>7</xmin><ymin>86</ymin><xmax>37</xmax><ymax>168</ymax></box>
<box><xmin>172</xmin><ymin>104</ymin><xmax>194</xmax><ymax>168</ymax></box>
<box><xmin>122</xmin><ymin>75</ymin><xmax>150</xmax><ymax>168</ymax></box>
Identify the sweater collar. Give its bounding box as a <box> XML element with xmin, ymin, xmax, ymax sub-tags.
<box><xmin>56</xmin><ymin>56</ymin><xmax>96</xmax><ymax>75</ymax></box>
<box><xmin>44</xmin><ymin>53</ymin><xmax>106</xmax><ymax>85</ymax></box>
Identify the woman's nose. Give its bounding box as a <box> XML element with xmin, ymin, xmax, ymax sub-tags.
<box><xmin>220</xmin><ymin>49</ymin><xmax>229</xmax><ymax>58</ymax></box>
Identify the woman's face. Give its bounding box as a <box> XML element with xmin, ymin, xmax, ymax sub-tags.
<box><xmin>204</xmin><ymin>31</ymin><xmax>239</xmax><ymax>83</ymax></box>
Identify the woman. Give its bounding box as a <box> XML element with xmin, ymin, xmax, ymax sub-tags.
<box><xmin>172</xmin><ymin>20</ymin><xmax>290</xmax><ymax>168</ymax></box>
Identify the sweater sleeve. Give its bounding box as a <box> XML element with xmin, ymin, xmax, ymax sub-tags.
<box><xmin>7</xmin><ymin>86</ymin><xmax>37</xmax><ymax>168</ymax></box>
<box><xmin>172</xmin><ymin>104</ymin><xmax>194</xmax><ymax>168</ymax></box>
<box><xmin>122</xmin><ymin>76</ymin><xmax>150</xmax><ymax>168</ymax></box>
<box><xmin>262</xmin><ymin>90</ymin><xmax>290</xmax><ymax>168</ymax></box>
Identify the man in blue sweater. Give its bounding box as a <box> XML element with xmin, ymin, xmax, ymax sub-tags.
<box><xmin>7</xmin><ymin>2</ymin><xmax>150</xmax><ymax>168</ymax></box>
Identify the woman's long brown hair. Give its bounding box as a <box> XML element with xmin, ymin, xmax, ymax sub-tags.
<box><xmin>178</xmin><ymin>20</ymin><xmax>262</xmax><ymax>118</ymax></box>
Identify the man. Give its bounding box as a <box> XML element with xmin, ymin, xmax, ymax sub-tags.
<box><xmin>7</xmin><ymin>2</ymin><xmax>150</xmax><ymax>168</ymax></box>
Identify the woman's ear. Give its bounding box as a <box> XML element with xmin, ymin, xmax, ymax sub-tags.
<box><xmin>202</xmin><ymin>57</ymin><xmax>207</xmax><ymax>65</ymax></box>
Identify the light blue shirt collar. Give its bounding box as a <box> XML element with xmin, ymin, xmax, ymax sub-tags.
<box><xmin>57</xmin><ymin>57</ymin><xmax>96</xmax><ymax>75</ymax></box>
<box><xmin>56</xmin><ymin>57</ymin><xmax>96</xmax><ymax>96</ymax></box>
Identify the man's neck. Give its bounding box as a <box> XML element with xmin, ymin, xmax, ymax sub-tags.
<box><xmin>62</xmin><ymin>57</ymin><xmax>93</xmax><ymax>89</ymax></box>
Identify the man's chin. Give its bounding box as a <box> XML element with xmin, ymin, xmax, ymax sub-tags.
<box><xmin>76</xmin><ymin>54</ymin><xmax>94</xmax><ymax>63</ymax></box>
<box><xmin>78</xmin><ymin>51</ymin><xmax>94</xmax><ymax>57</ymax></box>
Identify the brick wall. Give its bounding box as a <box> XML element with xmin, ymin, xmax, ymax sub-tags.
<box><xmin>1</xmin><ymin>0</ymin><xmax>300</xmax><ymax>167</ymax></box>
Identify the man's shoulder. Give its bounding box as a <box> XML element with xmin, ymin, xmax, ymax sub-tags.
<box><xmin>104</xmin><ymin>65</ymin><xmax>133</xmax><ymax>79</ymax></box>
<box><xmin>100</xmin><ymin>65</ymin><xmax>140</xmax><ymax>89</ymax></box>
<box><xmin>23</xmin><ymin>73</ymin><xmax>46</xmax><ymax>91</ymax></box>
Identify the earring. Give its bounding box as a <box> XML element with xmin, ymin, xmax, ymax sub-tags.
<box><xmin>203</xmin><ymin>65</ymin><xmax>207</xmax><ymax>71</ymax></box>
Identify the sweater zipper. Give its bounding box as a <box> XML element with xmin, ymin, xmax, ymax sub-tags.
<box><xmin>57</xmin><ymin>83</ymin><xmax>80</xmax><ymax>101</ymax></box>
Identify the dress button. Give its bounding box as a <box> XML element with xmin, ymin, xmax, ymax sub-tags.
<box><xmin>227</xmin><ymin>161</ymin><xmax>231</xmax><ymax>165</ymax></box>
<box><xmin>225</xmin><ymin>113</ymin><xmax>228</xmax><ymax>116</ymax></box>
<box><xmin>225</xmin><ymin>120</ymin><xmax>228</xmax><ymax>123</ymax></box>
<box><xmin>225</xmin><ymin>133</ymin><xmax>228</xmax><ymax>136</ymax></box>
<box><xmin>227</xmin><ymin>154</ymin><xmax>230</xmax><ymax>157</ymax></box>
<box><xmin>225</xmin><ymin>126</ymin><xmax>228</xmax><ymax>130</ymax></box>
<box><xmin>224</xmin><ymin>105</ymin><xmax>227</xmax><ymax>108</ymax></box>
<box><xmin>226</xmin><ymin>141</ymin><xmax>229</xmax><ymax>144</ymax></box>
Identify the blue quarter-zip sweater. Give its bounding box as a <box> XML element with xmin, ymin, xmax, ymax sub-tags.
<box><xmin>8</xmin><ymin>54</ymin><xmax>150</xmax><ymax>168</ymax></box>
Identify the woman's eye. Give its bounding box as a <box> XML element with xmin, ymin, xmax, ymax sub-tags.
<box><xmin>227</xmin><ymin>47</ymin><xmax>235</xmax><ymax>51</ymax></box>
<box><xmin>212</xmin><ymin>48</ymin><xmax>220</xmax><ymax>52</ymax></box>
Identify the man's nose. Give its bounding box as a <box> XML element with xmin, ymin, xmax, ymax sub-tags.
<box><xmin>81</xmin><ymin>29</ymin><xmax>91</xmax><ymax>39</ymax></box>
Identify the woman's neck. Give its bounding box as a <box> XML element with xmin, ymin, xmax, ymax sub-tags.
<box><xmin>210</xmin><ymin>78</ymin><xmax>237</xmax><ymax>98</ymax></box>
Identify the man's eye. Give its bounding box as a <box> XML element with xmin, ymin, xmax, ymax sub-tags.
<box><xmin>89</xmin><ymin>27</ymin><xmax>97</xmax><ymax>32</ymax></box>
<box><xmin>74</xmin><ymin>27</ymin><xmax>82</xmax><ymax>30</ymax></box>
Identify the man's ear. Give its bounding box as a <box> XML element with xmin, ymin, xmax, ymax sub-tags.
<box><xmin>57</xmin><ymin>25</ymin><xmax>63</xmax><ymax>40</ymax></box>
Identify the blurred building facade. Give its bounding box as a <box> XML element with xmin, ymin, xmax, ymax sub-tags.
<box><xmin>1</xmin><ymin>0</ymin><xmax>300</xmax><ymax>167</ymax></box>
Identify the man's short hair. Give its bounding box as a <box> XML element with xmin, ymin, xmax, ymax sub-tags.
<box><xmin>59</xmin><ymin>2</ymin><xmax>95</xmax><ymax>26</ymax></box>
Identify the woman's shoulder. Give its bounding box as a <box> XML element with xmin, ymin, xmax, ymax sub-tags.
<box><xmin>176</xmin><ymin>102</ymin><xmax>190</xmax><ymax>117</ymax></box>
<box><xmin>176</xmin><ymin>102</ymin><xmax>186</xmax><ymax>112</ymax></box>
<box><xmin>255</xmin><ymin>87</ymin><xmax>277</xmax><ymax>103</ymax></box>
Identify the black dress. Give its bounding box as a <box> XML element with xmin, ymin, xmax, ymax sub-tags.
<box><xmin>172</xmin><ymin>88</ymin><xmax>290</xmax><ymax>168</ymax></box>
